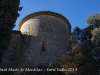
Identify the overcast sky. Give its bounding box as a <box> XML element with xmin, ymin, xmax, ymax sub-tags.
<box><xmin>14</xmin><ymin>0</ymin><xmax>100</xmax><ymax>31</ymax></box>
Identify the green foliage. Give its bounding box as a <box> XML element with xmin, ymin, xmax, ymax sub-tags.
<box><xmin>91</xmin><ymin>26</ymin><xmax>100</xmax><ymax>41</ymax></box>
<box><xmin>80</xmin><ymin>41</ymin><xmax>100</xmax><ymax>74</ymax></box>
<box><xmin>60</xmin><ymin>34</ymin><xmax>100</xmax><ymax>75</ymax></box>
<box><xmin>88</xmin><ymin>14</ymin><xmax>100</xmax><ymax>65</ymax></box>
<box><xmin>67</xmin><ymin>33</ymin><xmax>78</xmax><ymax>52</ymax></box>
<box><xmin>73</xmin><ymin>27</ymin><xmax>82</xmax><ymax>40</ymax></box>
<box><xmin>74</xmin><ymin>13</ymin><xmax>100</xmax><ymax>42</ymax></box>
<box><xmin>60</xmin><ymin>13</ymin><xmax>100</xmax><ymax>75</ymax></box>
<box><xmin>0</xmin><ymin>0</ymin><xmax>22</xmax><ymax>62</ymax></box>
<box><xmin>91</xmin><ymin>27</ymin><xmax>100</xmax><ymax>64</ymax></box>
<box><xmin>60</xmin><ymin>33</ymin><xmax>82</xmax><ymax>74</ymax></box>
<box><xmin>87</xmin><ymin>13</ymin><xmax>100</xmax><ymax>27</ymax></box>
<box><xmin>73</xmin><ymin>26</ymin><xmax>93</xmax><ymax>43</ymax></box>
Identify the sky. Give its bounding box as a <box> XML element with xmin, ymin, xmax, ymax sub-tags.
<box><xmin>14</xmin><ymin>0</ymin><xmax>100</xmax><ymax>31</ymax></box>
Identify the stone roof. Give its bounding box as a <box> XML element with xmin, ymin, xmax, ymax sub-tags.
<box><xmin>18</xmin><ymin>11</ymin><xmax>71</xmax><ymax>32</ymax></box>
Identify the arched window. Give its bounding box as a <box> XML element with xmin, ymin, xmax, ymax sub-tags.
<box><xmin>42</xmin><ymin>41</ymin><xmax>46</xmax><ymax>52</ymax></box>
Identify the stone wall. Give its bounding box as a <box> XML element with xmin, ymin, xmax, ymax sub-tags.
<box><xmin>1</xmin><ymin>12</ymin><xmax>71</xmax><ymax>68</ymax></box>
<box><xmin>1</xmin><ymin>31</ymin><xmax>21</xmax><ymax>68</ymax></box>
<box><xmin>18</xmin><ymin>15</ymin><xmax>70</xmax><ymax>68</ymax></box>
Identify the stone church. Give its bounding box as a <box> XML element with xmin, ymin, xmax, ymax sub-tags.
<box><xmin>1</xmin><ymin>11</ymin><xmax>71</xmax><ymax>68</ymax></box>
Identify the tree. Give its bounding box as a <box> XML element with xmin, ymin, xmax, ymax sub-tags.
<box><xmin>60</xmin><ymin>32</ymin><xmax>100</xmax><ymax>75</ymax></box>
<box><xmin>91</xmin><ymin>27</ymin><xmax>100</xmax><ymax>63</ymax></box>
<box><xmin>73</xmin><ymin>26</ymin><xmax>93</xmax><ymax>43</ymax></box>
<box><xmin>60</xmin><ymin>34</ymin><xmax>83</xmax><ymax>75</ymax></box>
<box><xmin>0</xmin><ymin>0</ymin><xmax>22</xmax><ymax>62</ymax></box>
<box><xmin>87</xmin><ymin>13</ymin><xmax>100</xmax><ymax>28</ymax></box>
<box><xmin>75</xmin><ymin>14</ymin><xmax>100</xmax><ymax>42</ymax></box>
<box><xmin>60</xmin><ymin>13</ymin><xmax>100</xmax><ymax>74</ymax></box>
<box><xmin>60</xmin><ymin>44</ymin><xmax>83</xmax><ymax>75</ymax></box>
<box><xmin>87</xmin><ymin>13</ymin><xmax>100</xmax><ymax>69</ymax></box>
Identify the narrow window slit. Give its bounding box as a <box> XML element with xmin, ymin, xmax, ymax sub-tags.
<box><xmin>42</xmin><ymin>41</ymin><xmax>45</xmax><ymax>52</ymax></box>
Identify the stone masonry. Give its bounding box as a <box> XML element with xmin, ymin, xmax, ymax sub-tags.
<box><xmin>1</xmin><ymin>11</ymin><xmax>71</xmax><ymax>68</ymax></box>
